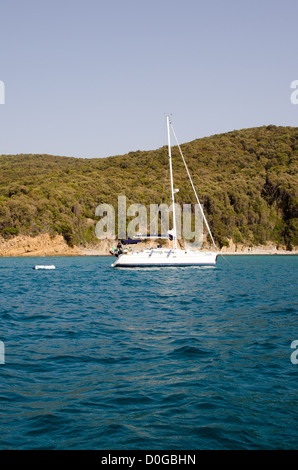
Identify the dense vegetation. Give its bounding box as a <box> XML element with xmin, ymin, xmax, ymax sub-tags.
<box><xmin>0</xmin><ymin>125</ymin><xmax>297</xmax><ymax>249</ymax></box>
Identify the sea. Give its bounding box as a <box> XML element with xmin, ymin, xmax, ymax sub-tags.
<box><xmin>0</xmin><ymin>255</ymin><xmax>297</xmax><ymax>451</ymax></box>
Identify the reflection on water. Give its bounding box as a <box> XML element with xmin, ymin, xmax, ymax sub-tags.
<box><xmin>0</xmin><ymin>255</ymin><xmax>297</xmax><ymax>449</ymax></box>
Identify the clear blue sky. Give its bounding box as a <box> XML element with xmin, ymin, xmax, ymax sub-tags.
<box><xmin>0</xmin><ymin>0</ymin><xmax>297</xmax><ymax>158</ymax></box>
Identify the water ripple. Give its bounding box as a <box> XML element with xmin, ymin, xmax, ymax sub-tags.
<box><xmin>0</xmin><ymin>255</ymin><xmax>297</xmax><ymax>449</ymax></box>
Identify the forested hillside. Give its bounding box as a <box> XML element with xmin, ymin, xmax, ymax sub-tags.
<box><xmin>0</xmin><ymin>125</ymin><xmax>297</xmax><ymax>249</ymax></box>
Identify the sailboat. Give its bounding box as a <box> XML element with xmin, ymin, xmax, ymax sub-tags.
<box><xmin>111</xmin><ymin>115</ymin><xmax>218</xmax><ymax>268</ymax></box>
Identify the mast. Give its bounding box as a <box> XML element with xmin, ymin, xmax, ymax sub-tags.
<box><xmin>170</xmin><ymin>120</ymin><xmax>218</xmax><ymax>251</ymax></box>
<box><xmin>166</xmin><ymin>115</ymin><xmax>178</xmax><ymax>249</ymax></box>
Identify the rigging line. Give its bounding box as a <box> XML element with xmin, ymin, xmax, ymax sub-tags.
<box><xmin>169</xmin><ymin>120</ymin><xmax>218</xmax><ymax>251</ymax></box>
<box><xmin>167</xmin><ymin>115</ymin><xmax>178</xmax><ymax>249</ymax></box>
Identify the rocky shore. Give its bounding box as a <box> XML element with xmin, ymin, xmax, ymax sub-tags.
<box><xmin>0</xmin><ymin>234</ymin><xmax>297</xmax><ymax>257</ymax></box>
<box><xmin>0</xmin><ymin>234</ymin><xmax>81</xmax><ymax>257</ymax></box>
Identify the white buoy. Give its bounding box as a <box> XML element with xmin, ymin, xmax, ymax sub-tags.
<box><xmin>33</xmin><ymin>265</ymin><xmax>56</xmax><ymax>270</ymax></box>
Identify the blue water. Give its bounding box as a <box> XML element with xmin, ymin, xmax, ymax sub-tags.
<box><xmin>0</xmin><ymin>255</ymin><xmax>297</xmax><ymax>450</ymax></box>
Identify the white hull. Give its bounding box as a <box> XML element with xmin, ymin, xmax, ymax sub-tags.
<box><xmin>111</xmin><ymin>248</ymin><xmax>218</xmax><ymax>268</ymax></box>
<box><xmin>33</xmin><ymin>265</ymin><xmax>56</xmax><ymax>270</ymax></box>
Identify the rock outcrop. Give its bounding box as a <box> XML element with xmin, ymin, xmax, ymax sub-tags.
<box><xmin>0</xmin><ymin>234</ymin><xmax>297</xmax><ymax>257</ymax></box>
<box><xmin>0</xmin><ymin>234</ymin><xmax>81</xmax><ymax>257</ymax></box>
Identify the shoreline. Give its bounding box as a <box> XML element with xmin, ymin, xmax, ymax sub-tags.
<box><xmin>1</xmin><ymin>249</ymin><xmax>297</xmax><ymax>258</ymax></box>
<box><xmin>1</xmin><ymin>253</ymin><xmax>297</xmax><ymax>258</ymax></box>
<box><xmin>0</xmin><ymin>234</ymin><xmax>297</xmax><ymax>257</ymax></box>
<box><xmin>1</xmin><ymin>251</ymin><xmax>297</xmax><ymax>257</ymax></box>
